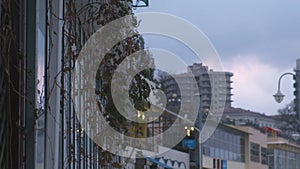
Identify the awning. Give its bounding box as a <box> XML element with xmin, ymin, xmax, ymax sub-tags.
<box><xmin>264</xmin><ymin>127</ymin><xmax>282</xmax><ymax>133</ymax></box>
<box><xmin>145</xmin><ymin>157</ymin><xmax>174</xmax><ymax>169</ymax></box>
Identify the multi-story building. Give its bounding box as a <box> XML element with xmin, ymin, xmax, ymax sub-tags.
<box><xmin>0</xmin><ymin>0</ymin><xmax>158</xmax><ymax>169</ymax></box>
<box><xmin>227</xmin><ymin>122</ymin><xmax>300</xmax><ymax>169</ymax></box>
<box><xmin>188</xmin><ymin>63</ymin><xmax>234</xmax><ymax>110</ymax></box>
<box><xmin>267</xmin><ymin>135</ymin><xmax>300</xmax><ymax>169</ymax></box>
<box><xmin>201</xmin><ymin>124</ymin><xmax>248</xmax><ymax>169</ymax></box>
<box><xmin>160</xmin><ymin>63</ymin><xmax>234</xmax><ymax>169</ymax></box>
<box><xmin>0</xmin><ymin>0</ymin><xmax>30</xmax><ymax>168</ymax></box>
<box><xmin>162</xmin><ymin>63</ymin><xmax>233</xmax><ymax>114</ymax></box>
<box><xmin>234</xmin><ymin>126</ymin><xmax>269</xmax><ymax>169</ymax></box>
<box><xmin>159</xmin><ymin>63</ymin><xmax>234</xmax><ymax>169</ymax></box>
<box><xmin>200</xmin><ymin>120</ymin><xmax>300</xmax><ymax>169</ymax></box>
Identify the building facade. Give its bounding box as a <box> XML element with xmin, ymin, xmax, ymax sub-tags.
<box><xmin>228</xmin><ymin>123</ymin><xmax>300</xmax><ymax>169</ymax></box>
<box><xmin>0</xmin><ymin>0</ymin><xmax>31</xmax><ymax>168</ymax></box>
<box><xmin>267</xmin><ymin>136</ymin><xmax>300</xmax><ymax>169</ymax></box>
<box><xmin>234</xmin><ymin>126</ymin><xmax>269</xmax><ymax>169</ymax></box>
<box><xmin>201</xmin><ymin>124</ymin><xmax>248</xmax><ymax>169</ymax></box>
<box><xmin>201</xmin><ymin>122</ymin><xmax>300</xmax><ymax>169</ymax></box>
<box><xmin>162</xmin><ymin>63</ymin><xmax>233</xmax><ymax>114</ymax></box>
<box><xmin>1</xmin><ymin>0</ymin><xmax>155</xmax><ymax>169</ymax></box>
<box><xmin>188</xmin><ymin>63</ymin><xmax>233</xmax><ymax>110</ymax></box>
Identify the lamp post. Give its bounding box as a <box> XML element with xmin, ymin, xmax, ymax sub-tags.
<box><xmin>185</xmin><ymin>126</ymin><xmax>195</xmax><ymax>137</ymax></box>
<box><xmin>158</xmin><ymin>91</ymin><xmax>202</xmax><ymax>168</ymax></box>
<box><xmin>273</xmin><ymin>72</ymin><xmax>295</xmax><ymax>103</ymax></box>
<box><xmin>194</xmin><ymin>93</ymin><xmax>202</xmax><ymax>169</ymax></box>
<box><xmin>182</xmin><ymin>113</ymin><xmax>202</xmax><ymax>169</ymax></box>
<box><xmin>273</xmin><ymin>72</ymin><xmax>299</xmax><ymax>134</ymax></box>
<box><xmin>273</xmin><ymin>59</ymin><xmax>300</xmax><ymax>134</ymax></box>
<box><xmin>167</xmin><ymin>93</ymin><xmax>180</xmax><ymax>111</ymax></box>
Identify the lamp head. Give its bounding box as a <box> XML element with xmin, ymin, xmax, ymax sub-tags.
<box><xmin>273</xmin><ymin>91</ymin><xmax>285</xmax><ymax>103</ymax></box>
<box><xmin>292</xmin><ymin>133</ymin><xmax>300</xmax><ymax>141</ymax></box>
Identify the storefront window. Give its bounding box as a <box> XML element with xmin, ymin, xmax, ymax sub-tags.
<box><xmin>261</xmin><ymin>147</ymin><xmax>267</xmax><ymax>165</ymax></box>
<box><xmin>202</xmin><ymin>128</ymin><xmax>245</xmax><ymax>162</ymax></box>
<box><xmin>287</xmin><ymin>151</ymin><xmax>296</xmax><ymax>169</ymax></box>
<box><xmin>250</xmin><ymin>142</ymin><xmax>260</xmax><ymax>162</ymax></box>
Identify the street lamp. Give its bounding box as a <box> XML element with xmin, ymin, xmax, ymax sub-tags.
<box><xmin>194</xmin><ymin>93</ymin><xmax>202</xmax><ymax>169</ymax></box>
<box><xmin>168</xmin><ymin>93</ymin><xmax>181</xmax><ymax>115</ymax></box>
<box><xmin>273</xmin><ymin>91</ymin><xmax>285</xmax><ymax>103</ymax></box>
<box><xmin>273</xmin><ymin>59</ymin><xmax>300</xmax><ymax>141</ymax></box>
<box><xmin>274</xmin><ymin>66</ymin><xmax>300</xmax><ymax>134</ymax></box>
<box><xmin>292</xmin><ymin>133</ymin><xmax>300</xmax><ymax>141</ymax></box>
<box><xmin>273</xmin><ymin>72</ymin><xmax>295</xmax><ymax>103</ymax></box>
<box><xmin>185</xmin><ymin>126</ymin><xmax>195</xmax><ymax>137</ymax></box>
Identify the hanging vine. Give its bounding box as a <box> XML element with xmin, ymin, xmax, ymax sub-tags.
<box><xmin>46</xmin><ymin>0</ymin><xmax>155</xmax><ymax>168</ymax></box>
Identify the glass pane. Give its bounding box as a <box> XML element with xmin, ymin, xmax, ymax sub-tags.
<box><xmin>35</xmin><ymin>0</ymin><xmax>46</xmax><ymax>168</ymax></box>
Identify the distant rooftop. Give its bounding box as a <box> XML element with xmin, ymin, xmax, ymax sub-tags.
<box><xmin>224</xmin><ymin>107</ymin><xmax>269</xmax><ymax>117</ymax></box>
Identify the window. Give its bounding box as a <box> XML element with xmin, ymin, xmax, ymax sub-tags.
<box><xmin>275</xmin><ymin>149</ymin><xmax>286</xmax><ymax>169</ymax></box>
<box><xmin>202</xmin><ymin>128</ymin><xmax>245</xmax><ymax>162</ymax></box>
<box><xmin>36</xmin><ymin>0</ymin><xmax>47</xmax><ymax>166</ymax></box>
<box><xmin>261</xmin><ymin>147</ymin><xmax>267</xmax><ymax>165</ymax></box>
<box><xmin>287</xmin><ymin>151</ymin><xmax>296</xmax><ymax>169</ymax></box>
<box><xmin>250</xmin><ymin>142</ymin><xmax>260</xmax><ymax>162</ymax></box>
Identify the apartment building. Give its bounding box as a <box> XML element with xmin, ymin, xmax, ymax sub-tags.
<box><xmin>162</xmin><ymin>63</ymin><xmax>234</xmax><ymax>113</ymax></box>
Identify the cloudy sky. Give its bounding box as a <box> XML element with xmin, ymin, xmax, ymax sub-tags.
<box><xmin>136</xmin><ymin>0</ymin><xmax>300</xmax><ymax>115</ymax></box>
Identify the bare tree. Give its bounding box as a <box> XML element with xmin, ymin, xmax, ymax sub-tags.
<box><xmin>277</xmin><ymin>101</ymin><xmax>299</xmax><ymax>138</ymax></box>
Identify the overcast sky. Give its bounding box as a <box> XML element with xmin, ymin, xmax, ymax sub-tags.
<box><xmin>136</xmin><ymin>0</ymin><xmax>300</xmax><ymax>115</ymax></box>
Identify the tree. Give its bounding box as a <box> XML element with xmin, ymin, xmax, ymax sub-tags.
<box><xmin>277</xmin><ymin>101</ymin><xmax>300</xmax><ymax>138</ymax></box>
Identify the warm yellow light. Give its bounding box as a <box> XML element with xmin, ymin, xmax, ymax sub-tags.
<box><xmin>191</xmin><ymin>127</ymin><xmax>195</xmax><ymax>131</ymax></box>
<box><xmin>187</xmin><ymin>130</ymin><xmax>191</xmax><ymax>136</ymax></box>
<box><xmin>185</xmin><ymin>126</ymin><xmax>188</xmax><ymax>130</ymax></box>
<box><xmin>137</xmin><ymin>111</ymin><xmax>146</xmax><ymax>120</ymax></box>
